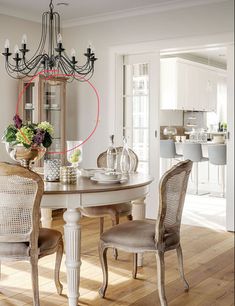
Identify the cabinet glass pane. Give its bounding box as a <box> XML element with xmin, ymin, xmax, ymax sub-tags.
<box><xmin>23</xmin><ymin>82</ymin><xmax>35</xmax><ymax>122</ymax></box>
<box><xmin>42</xmin><ymin>80</ymin><xmax>62</xmax><ymax>140</ymax></box>
<box><xmin>43</xmin><ymin>81</ymin><xmax>61</xmax><ymax>110</ymax></box>
<box><xmin>48</xmin><ymin>138</ymin><xmax>62</xmax><ymax>160</ymax></box>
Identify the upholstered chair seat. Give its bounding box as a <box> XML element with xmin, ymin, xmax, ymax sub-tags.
<box><xmin>98</xmin><ymin>160</ymin><xmax>193</xmax><ymax>306</ymax></box>
<box><xmin>0</xmin><ymin>228</ymin><xmax>62</xmax><ymax>258</ymax></box>
<box><xmin>82</xmin><ymin>203</ymin><xmax>132</xmax><ymax>218</ymax></box>
<box><xmin>101</xmin><ymin>220</ymin><xmax>180</xmax><ymax>252</ymax></box>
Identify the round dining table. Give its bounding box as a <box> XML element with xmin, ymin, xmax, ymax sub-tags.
<box><xmin>40</xmin><ymin>173</ymin><xmax>153</xmax><ymax>306</ymax></box>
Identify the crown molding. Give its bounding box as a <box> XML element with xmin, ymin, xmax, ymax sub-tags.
<box><xmin>0</xmin><ymin>0</ymin><xmax>230</xmax><ymax>27</ymax></box>
<box><xmin>62</xmin><ymin>0</ymin><xmax>229</xmax><ymax>28</ymax></box>
<box><xmin>0</xmin><ymin>6</ymin><xmax>41</xmax><ymax>23</ymax></box>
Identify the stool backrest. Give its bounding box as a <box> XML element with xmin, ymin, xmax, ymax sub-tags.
<box><xmin>182</xmin><ymin>143</ymin><xmax>203</xmax><ymax>162</ymax></box>
<box><xmin>160</xmin><ymin>140</ymin><xmax>176</xmax><ymax>159</ymax></box>
<box><xmin>208</xmin><ymin>144</ymin><xmax>227</xmax><ymax>165</ymax></box>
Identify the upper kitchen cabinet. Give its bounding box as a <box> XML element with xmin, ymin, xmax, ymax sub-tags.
<box><xmin>160</xmin><ymin>57</ymin><xmax>226</xmax><ymax>111</ymax></box>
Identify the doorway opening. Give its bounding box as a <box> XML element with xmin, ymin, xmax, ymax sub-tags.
<box><xmin>159</xmin><ymin>47</ymin><xmax>228</xmax><ymax>231</ymax></box>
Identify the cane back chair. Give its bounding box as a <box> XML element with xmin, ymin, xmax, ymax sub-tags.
<box><xmin>98</xmin><ymin>160</ymin><xmax>193</xmax><ymax>306</ymax></box>
<box><xmin>80</xmin><ymin>147</ymin><xmax>138</xmax><ymax>236</ymax></box>
<box><xmin>0</xmin><ymin>162</ymin><xmax>63</xmax><ymax>306</ymax></box>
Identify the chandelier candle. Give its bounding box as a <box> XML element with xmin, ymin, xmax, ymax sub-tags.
<box><xmin>2</xmin><ymin>0</ymin><xmax>97</xmax><ymax>81</ymax></box>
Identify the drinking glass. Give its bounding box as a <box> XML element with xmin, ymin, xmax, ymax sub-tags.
<box><xmin>66</xmin><ymin>141</ymin><xmax>83</xmax><ymax>167</ymax></box>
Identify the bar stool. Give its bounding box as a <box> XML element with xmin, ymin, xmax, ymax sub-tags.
<box><xmin>160</xmin><ymin>140</ymin><xmax>182</xmax><ymax>168</ymax></box>
<box><xmin>182</xmin><ymin>143</ymin><xmax>208</xmax><ymax>195</ymax></box>
<box><xmin>208</xmin><ymin>144</ymin><xmax>227</xmax><ymax>197</ymax></box>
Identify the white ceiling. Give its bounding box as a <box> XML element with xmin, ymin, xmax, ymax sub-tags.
<box><xmin>0</xmin><ymin>0</ymin><xmax>226</xmax><ymax>26</ymax></box>
<box><xmin>0</xmin><ymin>0</ymin><xmax>177</xmax><ymax>21</ymax></box>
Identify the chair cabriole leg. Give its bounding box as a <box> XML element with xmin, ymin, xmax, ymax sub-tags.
<box><xmin>132</xmin><ymin>253</ymin><xmax>138</xmax><ymax>279</ymax></box>
<box><xmin>98</xmin><ymin>241</ymin><xmax>108</xmax><ymax>298</ymax></box>
<box><xmin>30</xmin><ymin>255</ymin><xmax>40</xmax><ymax>306</ymax></box>
<box><xmin>176</xmin><ymin>244</ymin><xmax>189</xmax><ymax>292</ymax></box>
<box><xmin>111</xmin><ymin>214</ymin><xmax>119</xmax><ymax>260</ymax></box>
<box><xmin>99</xmin><ymin>217</ymin><xmax>104</xmax><ymax>236</ymax></box>
<box><xmin>156</xmin><ymin>250</ymin><xmax>168</xmax><ymax>306</ymax></box>
<box><xmin>54</xmin><ymin>238</ymin><xmax>64</xmax><ymax>295</ymax></box>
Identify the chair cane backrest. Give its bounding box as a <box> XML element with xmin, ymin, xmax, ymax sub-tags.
<box><xmin>97</xmin><ymin>147</ymin><xmax>138</xmax><ymax>172</ymax></box>
<box><xmin>0</xmin><ymin>162</ymin><xmax>44</xmax><ymax>244</ymax></box>
<box><xmin>155</xmin><ymin>160</ymin><xmax>193</xmax><ymax>248</ymax></box>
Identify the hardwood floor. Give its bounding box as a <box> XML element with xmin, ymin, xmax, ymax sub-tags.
<box><xmin>0</xmin><ymin>215</ymin><xmax>234</xmax><ymax>306</ymax></box>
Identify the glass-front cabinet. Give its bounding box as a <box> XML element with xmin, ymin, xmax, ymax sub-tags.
<box><xmin>18</xmin><ymin>75</ymin><xmax>66</xmax><ymax>164</ymax></box>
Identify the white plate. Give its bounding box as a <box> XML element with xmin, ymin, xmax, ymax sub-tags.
<box><xmin>90</xmin><ymin>177</ymin><xmax>127</xmax><ymax>184</ymax></box>
<box><xmin>80</xmin><ymin>168</ymin><xmax>105</xmax><ymax>178</ymax></box>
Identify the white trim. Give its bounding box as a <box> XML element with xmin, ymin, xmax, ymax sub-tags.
<box><xmin>0</xmin><ymin>7</ymin><xmax>41</xmax><ymax>24</ymax></box>
<box><xmin>0</xmin><ymin>0</ymin><xmax>230</xmax><ymax>27</ymax></box>
<box><xmin>63</xmin><ymin>0</ymin><xmax>229</xmax><ymax>27</ymax></box>
<box><xmin>109</xmin><ymin>33</ymin><xmax>234</xmax><ymax>55</ymax></box>
<box><xmin>226</xmin><ymin>45</ymin><xmax>234</xmax><ymax>232</ymax></box>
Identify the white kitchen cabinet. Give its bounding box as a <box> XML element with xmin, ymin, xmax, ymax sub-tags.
<box><xmin>160</xmin><ymin>57</ymin><xmax>225</xmax><ymax>111</ymax></box>
<box><xmin>160</xmin><ymin>58</ymin><xmax>178</xmax><ymax>110</ymax></box>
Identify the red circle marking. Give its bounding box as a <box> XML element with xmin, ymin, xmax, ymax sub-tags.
<box><xmin>16</xmin><ymin>70</ymin><xmax>100</xmax><ymax>154</ymax></box>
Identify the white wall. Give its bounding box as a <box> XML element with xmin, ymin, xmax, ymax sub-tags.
<box><xmin>63</xmin><ymin>0</ymin><xmax>234</xmax><ymax>167</ymax></box>
<box><xmin>0</xmin><ymin>14</ymin><xmax>41</xmax><ymax>161</ymax></box>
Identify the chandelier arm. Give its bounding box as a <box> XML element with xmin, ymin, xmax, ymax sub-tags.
<box><xmin>5</xmin><ymin>60</ymin><xmax>32</xmax><ymax>79</ymax></box>
<box><xmin>63</xmin><ymin>50</ymin><xmax>93</xmax><ymax>71</ymax></box>
<box><xmin>59</xmin><ymin>61</ymin><xmax>70</xmax><ymax>76</ymax></box>
<box><xmin>5</xmin><ymin>62</ymin><xmax>22</xmax><ymax>79</ymax></box>
<box><xmin>62</xmin><ymin>59</ymin><xmax>76</xmax><ymax>76</ymax></box>
<box><xmin>5</xmin><ymin>52</ymin><xmax>46</xmax><ymax>76</ymax></box>
<box><xmin>14</xmin><ymin>54</ymin><xmax>45</xmax><ymax>73</ymax></box>
<box><xmin>74</xmin><ymin>58</ymin><xmax>92</xmax><ymax>71</ymax></box>
<box><xmin>58</xmin><ymin>55</ymin><xmax>79</xmax><ymax>71</ymax></box>
<box><xmin>81</xmin><ymin>70</ymin><xmax>94</xmax><ymax>82</ymax></box>
<box><xmin>76</xmin><ymin>63</ymin><xmax>94</xmax><ymax>75</ymax></box>
<box><xmin>21</xmin><ymin>54</ymin><xmax>45</xmax><ymax>73</ymax></box>
<box><xmin>70</xmin><ymin>58</ymin><xmax>93</xmax><ymax>74</ymax></box>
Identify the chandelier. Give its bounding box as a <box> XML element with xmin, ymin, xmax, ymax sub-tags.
<box><xmin>1</xmin><ymin>0</ymin><xmax>97</xmax><ymax>81</ymax></box>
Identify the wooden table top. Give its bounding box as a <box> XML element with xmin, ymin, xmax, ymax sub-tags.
<box><xmin>44</xmin><ymin>173</ymin><xmax>154</xmax><ymax>194</ymax></box>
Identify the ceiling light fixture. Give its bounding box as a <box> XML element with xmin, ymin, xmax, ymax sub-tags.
<box><xmin>1</xmin><ymin>0</ymin><xmax>97</xmax><ymax>81</ymax></box>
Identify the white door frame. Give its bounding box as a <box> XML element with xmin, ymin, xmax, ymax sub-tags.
<box><xmin>109</xmin><ymin>32</ymin><xmax>234</xmax><ymax>231</ymax></box>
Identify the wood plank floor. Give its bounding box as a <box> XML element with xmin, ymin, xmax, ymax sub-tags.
<box><xmin>0</xmin><ymin>215</ymin><xmax>234</xmax><ymax>306</ymax></box>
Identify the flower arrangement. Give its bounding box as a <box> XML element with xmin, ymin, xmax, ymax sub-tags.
<box><xmin>2</xmin><ymin>114</ymin><xmax>54</xmax><ymax>149</ymax></box>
